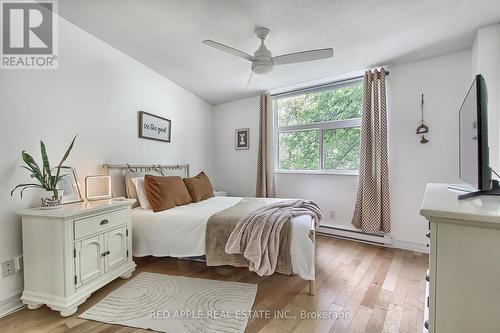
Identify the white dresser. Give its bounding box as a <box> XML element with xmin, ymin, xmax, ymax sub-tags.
<box><xmin>420</xmin><ymin>183</ymin><xmax>500</xmax><ymax>333</ymax></box>
<box><xmin>18</xmin><ymin>199</ymin><xmax>136</xmax><ymax>317</ymax></box>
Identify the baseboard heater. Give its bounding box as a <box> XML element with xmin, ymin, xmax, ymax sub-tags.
<box><xmin>317</xmin><ymin>225</ymin><xmax>393</xmax><ymax>247</ymax></box>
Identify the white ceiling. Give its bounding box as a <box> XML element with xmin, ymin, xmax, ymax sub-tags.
<box><xmin>59</xmin><ymin>0</ymin><xmax>500</xmax><ymax>105</ymax></box>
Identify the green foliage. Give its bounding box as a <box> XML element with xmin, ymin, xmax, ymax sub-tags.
<box><xmin>324</xmin><ymin>128</ymin><xmax>360</xmax><ymax>170</ymax></box>
<box><xmin>277</xmin><ymin>83</ymin><xmax>363</xmax><ymax>127</ymax></box>
<box><xmin>279</xmin><ymin>131</ymin><xmax>319</xmax><ymax>170</ymax></box>
<box><xmin>277</xmin><ymin>83</ymin><xmax>363</xmax><ymax>170</ymax></box>
<box><xmin>11</xmin><ymin>136</ymin><xmax>77</xmax><ymax>199</ymax></box>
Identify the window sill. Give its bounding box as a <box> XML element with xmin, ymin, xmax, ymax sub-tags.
<box><xmin>274</xmin><ymin>169</ymin><xmax>359</xmax><ymax>176</ymax></box>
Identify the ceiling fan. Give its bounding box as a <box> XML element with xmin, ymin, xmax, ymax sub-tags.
<box><xmin>202</xmin><ymin>27</ymin><xmax>333</xmax><ymax>76</ymax></box>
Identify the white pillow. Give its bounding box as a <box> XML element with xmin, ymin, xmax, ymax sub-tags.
<box><xmin>131</xmin><ymin>177</ymin><xmax>152</xmax><ymax>210</ymax></box>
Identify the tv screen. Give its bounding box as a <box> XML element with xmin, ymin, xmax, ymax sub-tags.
<box><xmin>459</xmin><ymin>74</ymin><xmax>490</xmax><ymax>190</ymax></box>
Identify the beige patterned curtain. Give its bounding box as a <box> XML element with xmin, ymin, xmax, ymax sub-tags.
<box><xmin>352</xmin><ymin>69</ymin><xmax>390</xmax><ymax>233</ymax></box>
<box><xmin>256</xmin><ymin>94</ymin><xmax>276</xmax><ymax>198</ymax></box>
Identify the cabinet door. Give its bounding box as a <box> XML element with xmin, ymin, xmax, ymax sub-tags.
<box><xmin>75</xmin><ymin>235</ymin><xmax>104</xmax><ymax>288</ymax></box>
<box><xmin>105</xmin><ymin>226</ymin><xmax>128</xmax><ymax>272</ymax></box>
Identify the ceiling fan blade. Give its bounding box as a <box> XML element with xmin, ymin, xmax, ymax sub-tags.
<box><xmin>202</xmin><ymin>40</ymin><xmax>254</xmax><ymax>61</ymax></box>
<box><xmin>273</xmin><ymin>48</ymin><xmax>333</xmax><ymax>66</ymax></box>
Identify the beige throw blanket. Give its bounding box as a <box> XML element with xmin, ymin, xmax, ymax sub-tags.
<box><xmin>226</xmin><ymin>199</ymin><xmax>322</xmax><ymax>276</ymax></box>
<box><xmin>206</xmin><ymin>198</ymin><xmax>293</xmax><ymax>275</ymax></box>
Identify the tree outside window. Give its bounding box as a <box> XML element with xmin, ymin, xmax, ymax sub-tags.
<box><xmin>275</xmin><ymin>80</ymin><xmax>363</xmax><ymax>172</ymax></box>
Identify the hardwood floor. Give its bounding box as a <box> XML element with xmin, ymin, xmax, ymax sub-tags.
<box><xmin>0</xmin><ymin>235</ymin><xmax>428</xmax><ymax>333</ymax></box>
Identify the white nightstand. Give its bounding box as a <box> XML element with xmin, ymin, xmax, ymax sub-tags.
<box><xmin>214</xmin><ymin>191</ymin><xmax>227</xmax><ymax>196</ymax></box>
<box><xmin>17</xmin><ymin>199</ymin><xmax>136</xmax><ymax>317</ymax></box>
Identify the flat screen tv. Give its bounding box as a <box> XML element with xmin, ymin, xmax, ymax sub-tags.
<box><xmin>456</xmin><ymin>74</ymin><xmax>499</xmax><ymax>199</ymax></box>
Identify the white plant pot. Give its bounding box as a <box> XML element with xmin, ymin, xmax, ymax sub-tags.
<box><xmin>40</xmin><ymin>189</ymin><xmax>64</xmax><ymax>209</ymax></box>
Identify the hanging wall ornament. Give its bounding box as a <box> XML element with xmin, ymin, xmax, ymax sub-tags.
<box><xmin>416</xmin><ymin>93</ymin><xmax>429</xmax><ymax>143</ymax></box>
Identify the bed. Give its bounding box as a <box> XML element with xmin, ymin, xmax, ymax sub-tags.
<box><xmin>104</xmin><ymin>163</ymin><xmax>317</xmax><ymax>295</ymax></box>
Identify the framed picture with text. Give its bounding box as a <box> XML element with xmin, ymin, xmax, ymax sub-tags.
<box><xmin>235</xmin><ymin>128</ymin><xmax>249</xmax><ymax>150</ymax></box>
<box><xmin>139</xmin><ymin>111</ymin><xmax>171</xmax><ymax>142</ymax></box>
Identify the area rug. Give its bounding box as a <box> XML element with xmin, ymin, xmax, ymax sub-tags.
<box><xmin>79</xmin><ymin>272</ymin><xmax>257</xmax><ymax>333</ymax></box>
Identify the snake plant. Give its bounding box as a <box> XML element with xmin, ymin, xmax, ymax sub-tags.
<box><xmin>11</xmin><ymin>136</ymin><xmax>77</xmax><ymax>199</ymax></box>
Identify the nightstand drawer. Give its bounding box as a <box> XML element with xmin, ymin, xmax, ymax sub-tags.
<box><xmin>74</xmin><ymin>209</ymin><xmax>127</xmax><ymax>239</ymax></box>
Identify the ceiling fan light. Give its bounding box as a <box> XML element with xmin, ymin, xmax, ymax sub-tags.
<box><xmin>252</xmin><ymin>62</ymin><xmax>273</xmax><ymax>74</ymax></box>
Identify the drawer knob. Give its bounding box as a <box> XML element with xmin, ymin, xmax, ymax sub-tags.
<box><xmin>426</xmin><ymin>231</ymin><xmax>430</xmax><ymax>238</ymax></box>
<box><xmin>425</xmin><ymin>274</ymin><xmax>430</xmax><ymax>282</ymax></box>
<box><xmin>424</xmin><ymin>320</ymin><xmax>429</xmax><ymax>330</ymax></box>
<box><xmin>100</xmin><ymin>219</ymin><xmax>109</xmax><ymax>225</ymax></box>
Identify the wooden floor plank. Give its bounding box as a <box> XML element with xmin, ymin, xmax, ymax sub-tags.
<box><xmin>398</xmin><ymin>253</ymin><xmax>428</xmax><ymax>333</ymax></box>
<box><xmin>360</xmin><ymin>248</ymin><xmax>394</xmax><ymax>309</ymax></box>
<box><xmin>347</xmin><ymin>305</ymin><xmax>372</xmax><ymax>333</ymax></box>
<box><xmin>381</xmin><ymin>303</ymin><xmax>404</xmax><ymax>333</ymax></box>
<box><xmin>0</xmin><ymin>235</ymin><xmax>428</xmax><ymax>333</ymax></box>
<box><xmin>382</xmin><ymin>251</ymin><xmax>404</xmax><ymax>292</ymax></box>
<box><xmin>329</xmin><ymin>248</ymin><xmax>386</xmax><ymax>333</ymax></box>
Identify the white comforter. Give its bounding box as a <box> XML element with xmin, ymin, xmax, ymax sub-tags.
<box><xmin>131</xmin><ymin>196</ymin><xmax>315</xmax><ymax>280</ymax></box>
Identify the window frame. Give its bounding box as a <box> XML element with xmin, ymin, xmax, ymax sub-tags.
<box><xmin>273</xmin><ymin>79</ymin><xmax>363</xmax><ymax>175</ymax></box>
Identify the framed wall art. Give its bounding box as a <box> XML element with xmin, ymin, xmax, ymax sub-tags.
<box><xmin>139</xmin><ymin>111</ymin><xmax>172</xmax><ymax>142</ymax></box>
<box><xmin>235</xmin><ymin>128</ymin><xmax>249</xmax><ymax>150</ymax></box>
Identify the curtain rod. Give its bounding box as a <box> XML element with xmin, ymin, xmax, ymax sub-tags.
<box><xmin>271</xmin><ymin>69</ymin><xmax>389</xmax><ymax>98</ymax></box>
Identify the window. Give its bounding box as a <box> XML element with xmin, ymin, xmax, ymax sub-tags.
<box><xmin>274</xmin><ymin>79</ymin><xmax>363</xmax><ymax>173</ymax></box>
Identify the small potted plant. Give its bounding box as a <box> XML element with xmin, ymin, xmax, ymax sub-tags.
<box><xmin>11</xmin><ymin>136</ymin><xmax>77</xmax><ymax>209</ymax></box>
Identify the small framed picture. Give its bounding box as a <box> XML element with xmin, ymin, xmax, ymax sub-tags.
<box><xmin>235</xmin><ymin>128</ymin><xmax>249</xmax><ymax>150</ymax></box>
<box><xmin>139</xmin><ymin>111</ymin><xmax>172</xmax><ymax>142</ymax></box>
<box><xmin>58</xmin><ymin>167</ymin><xmax>84</xmax><ymax>204</ymax></box>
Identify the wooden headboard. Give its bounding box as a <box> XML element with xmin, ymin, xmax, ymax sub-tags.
<box><xmin>102</xmin><ymin>163</ymin><xmax>190</xmax><ymax>198</ymax></box>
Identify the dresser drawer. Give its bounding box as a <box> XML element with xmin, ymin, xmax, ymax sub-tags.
<box><xmin>74</xmin><ymin>209</ymin><xmax>128</xmax><ymax>239</ymax></box>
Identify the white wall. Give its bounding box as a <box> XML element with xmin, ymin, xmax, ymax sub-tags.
<box><xmin>212</xmin><ymin>49</ymin><xmax>472</xmax><ymax>251</ymax></box>
<box><xmin>388</xmin><ymin>50</ymin><xmax>471</xmax><ymax>248</ymax></box>
<box><xmin>212</xmin><ymin>96</ymin><xmax>260</xmax><ymax>196</ymax></box>
<box><xmin>275</xmin><ymin>173</ymin><xmax>358</xmax><ymax>228</ymax></box>
<box><xmin>472</xmin><ymin>24</ymin><xmax>500</xmax><ymax>172</ymax></box>
<box><xmin>0</xmin><ymin>18</ymin><xmax>213</xmax><ymax>305</ymax></box>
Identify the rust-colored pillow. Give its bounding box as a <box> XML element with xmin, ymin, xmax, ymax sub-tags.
<box><xmin>183</xmin><ymin>171</ymin><xmax>214</xmax><ymax>203</ymax></box>
<box><xmin>144</xmin><ymin>175</ymin><xmax>192</xmax><ymax>212</ymax></box>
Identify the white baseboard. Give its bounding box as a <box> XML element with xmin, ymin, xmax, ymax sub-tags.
<box><xmin>318</xmin><ymin>225</ymin><xmax>393</xmax><ymax>246</ymax></box>
<box><xmin>0</xmin><ymin>291</ymin><xmax>25</xmax><ymax>318</ymax></box>
<box><xmin>393</xmin><ymin>239</ymin><xmax>429</xmax><ymax>254</ymax></box>
<box><xmin>318</xmin><ymin>224</ymin><xmax>429</xmax><ymax>254</ymax></box>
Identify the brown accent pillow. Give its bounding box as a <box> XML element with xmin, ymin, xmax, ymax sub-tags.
<box><xmin>183</xmin><ymin>171</ymin><xmax>214</xmax><ymax>203</ymax></box>
<box><xmin>144</xmin><ymin>175</ymin><xmax>192</xmax><ymax>212</ymax></box>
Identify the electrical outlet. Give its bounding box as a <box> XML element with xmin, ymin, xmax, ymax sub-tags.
<box><xmin>329</xmin><ymin>210</ymin><xmax>336</xmax><ymax>219</ymax></box>
<box><xmin>2</xmin><ymin>259</ymin><xmax>15</xmax><ymax>277</ymax></box>
<box><xmin>14</xmin><ymin>256</ymin><xmax>23</xmax><ymax>271</ymax></box>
